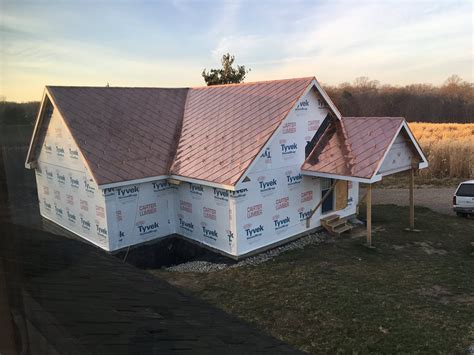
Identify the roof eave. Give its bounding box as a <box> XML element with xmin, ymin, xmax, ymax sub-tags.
<box><xmin>25</xmin><ymin>88</ymin><xmax>49</xmax><ymax>169</ymax></box>
<box><xmin>300</xmin><ymin>169</ymin><xmax>379</xmax><ymax>183</ymax></box>
<box><xmin>26</xmin><ymin>87</ymin><xmax>102</xmax><ymax>187</ymax></box>
<box><xmin>169</xmin><ymin>174</ymin><xmax>237</xmax><ymax>191</ymax></box>
<box><xmin>370</xmin><ymin>120</ymin><xmax>429</xmax><ymax>180</ymax></box>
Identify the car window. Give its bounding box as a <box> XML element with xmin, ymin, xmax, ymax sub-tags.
<box><xmin>456</xmin><ymin>183</ymin><xmax>474</xmax><ymax>197</ymax></box>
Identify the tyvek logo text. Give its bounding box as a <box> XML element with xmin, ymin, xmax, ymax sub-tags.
<box><xmin>213</xmin><ymin>188</ymin><xmax>228</xmax><ymax>201</ymax></box>
<box><xmin>258</xmin><ymin>177</ymin><xmax>277</xmax><ymax>193</ymax></box>
<box><xmin>244</xmin><ymin>224</ymin><xmax>264</xmax><ymax>240</ymax></box>
<box><xmin>80</xmin><ymin>217</ymin><xmax>91</xmax><ymax>231</ymax></box>
<box><xmin>70</xmin><ymin>176</ymin><xmax>80</xmax><ymax>188</ymax></box>
<box><xmin>69</xmin><ymin>148</ymin><xmax>79</xmax><ymax>159</ymax></box>
<box><xmin>229</xmin><ymin>188</ymin><xmax>248</xmax><ymax>199</ymax></box>
<box><xmin>286</xmin><ymin>173</ymin><xmax>302</xmax><ymax>186</ymax></box>
<box><xmin>84</xmin><ymin>179</ymin><xmax>96</xmax><ymax>194</ymax></box>
<box><xmin>137</xmin><ymin>222</ymin><xmax>159</xmax><ymax>235</ymax></box>
<box><xmin>102</xmin><ymin>188</ymin><xmax>114</xmax><ymax>197</ymax></box>
<box><xmin>274</xmin><ymin>216</ymin><xmax>290</xmax><ymax>230</ymax></box>
<box><xmin>56</xmin><ymin>145</ymin><xmax>65</xmax><ymax>157</ymax></box>
<box><xmin>280</xmin><ymin>142</ymin><xmax>297</xmax><ymax>155</ymax></box>
<box><xmin>178</xmin><ymin>217</ymin><xmax>194</xmax><ymax>233</ymax></box>
<box><xmin>298</xmin><ymin>207</ymin><xmax>312</xmax><ymax>221</ymax></box>
<box><xmin>202</xmin><ymin>226</ymin><xmax>218</xmax><ymax>241</ymax></box>
<box><xmin>190</xmin><ymin>184</ymin><xmax>203</xmax><ymax>195</ymax></box>
<box><xmin>153</xmin><ymin>181</ymin><xmax>172</xmax><ymax>192</ymax></box>
<box><xmin>56</xmin><ymin>172</ymin><xmax>65</xmax><ymax>185</ymax></box>
<box><xmin>96</xmin><ymin>224</ymin><xmax>108</xmax><ymax>238</ymax></box>
<box><xmin>117</xmin><ymin>185</ymin><xmax>138</xmax><ymax>199</ymax></box>
<box><xmin>67</xmin><ymin>210</ymin><xmax>76</xmax><ymax>223</ymax></box>
<box><xmin>296</xmin><ymin>99</ymin><xmax>309</xmax><ymax>111</ymax></box>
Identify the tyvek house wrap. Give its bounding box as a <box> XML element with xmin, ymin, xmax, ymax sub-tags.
<box><xmin>33</xmin><ymin>85</ymin><xmax>358</xmax><ymax>256</ymax></box>
<box><xmin>233</xmin><ymin>87</ymin><xmax>358</xmax><ymax>255</ymax></box>
<box><xmin>34</xmin><ymin>108</ymin><xmax>110</xmax><ymax>250</ymax></box>
<box><xmin>173</xmin><ymin>183</ymin><xmax>236</xmax><ymax>255</ymax></box>
<box><xmin>104</xmin><ymin>180</ymin><xmax>236</xmax><ymax>255</ymax></box>
<box><xmin>378</xmin><ymin>133</ymin><xmax>418</xmax><ymax>175</ymax></box>
<box><xmin>104</xmin><ymin>181</ymin><xmax>176</xmax><ymax>251</ymax></box>
<box><xmin>33</xmin><ymin>105</ymin><xmax>237</xmax><ymax>253</ymax></box>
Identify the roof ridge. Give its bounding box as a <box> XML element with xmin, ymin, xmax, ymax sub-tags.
<box><xmin>45</xmin><ymin>77</ymin><xmax>315</xmax><ymax>91</ymax></box>
<box><xmin>190</xmin><ymin>76</ymin><xmax>314</xmax><ymax>90</ymax></box>
<box><xmin>343</xmin><ymin>116</ymin><xmax>405</xmax><ymax>120</ymax></box>
<box><xmin>46</xmin><ymin>85</ymin><xmax>188</xmax><ymax>90</ymax></box>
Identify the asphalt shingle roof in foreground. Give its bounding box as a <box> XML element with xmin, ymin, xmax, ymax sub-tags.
<box><xmin>0</xmin><ymin>223</ymin><xmax>301</xmax><ymax>354</ymax></box>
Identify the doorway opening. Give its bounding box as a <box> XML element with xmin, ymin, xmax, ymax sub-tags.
<box><xmin>321</xmin><ymin>178</ymin><xmax>334</xmax><ymax>214</ymax></box>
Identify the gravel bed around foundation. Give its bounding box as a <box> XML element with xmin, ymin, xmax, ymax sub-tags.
<box><xmin>165</xmin><ymin>230</ymin><xmax>331</xmax><ymax>273</ymax></box>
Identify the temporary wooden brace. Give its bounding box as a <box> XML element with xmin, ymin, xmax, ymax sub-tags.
<box><xmin>306</xmin><ymin>180</ymin><xmax>338</xmax><ymax>228</ymax></box>
<box><xmin>366</xmin><ymin>184</ymin><xmax>372</xmax><ymax>247</ymax></box>
<box><xmin>356</xmin><ymin>187</ymin><xmax>369</xmax><ymax>216</ymax></box>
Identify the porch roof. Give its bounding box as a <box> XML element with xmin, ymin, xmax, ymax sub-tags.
<box><xmin>301</xmin><ymin>116</ymin><xmax>428</xmax><ymax>183</ymax></box>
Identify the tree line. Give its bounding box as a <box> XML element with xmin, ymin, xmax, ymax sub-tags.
<box><xmin>0</xmin><ymin>101</ymin><xmax>40</xmax><ymax>125</ymax></box>
<box><xmin>1</xmin><ymin>75</ymin><xmax>472</xmax><ymax>125</ymax></box>
<box><xmin>324</xmin><ymin>75</ymin><xmax>473</xmax><ymax>123</ymax></box>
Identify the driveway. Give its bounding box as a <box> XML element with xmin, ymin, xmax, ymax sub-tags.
<box><xmin>363</xmin><ymin>187</ymin><xmax>457</xmax><ymax>216</ymax></box>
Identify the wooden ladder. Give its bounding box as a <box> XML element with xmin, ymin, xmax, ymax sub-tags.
<box><xmin>320</xmin><ymin>214</ymin><xmax>353</xmax><ymax>236</ymax></box>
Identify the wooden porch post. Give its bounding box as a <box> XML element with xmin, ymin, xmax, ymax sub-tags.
<box><xmin>409</xmin><ymin>168</ymin><xmax>415</xmax><ymax>230</ymax></box>
<box><xmin>366</xmin><ymin>184</ymin><xmax>372</xmax><ymax>247</ymax></box>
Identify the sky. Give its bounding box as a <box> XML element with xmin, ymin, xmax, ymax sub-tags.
<box><xmin>0</xmin><ymin>0</ymin><xmax>472</xmax><ymax>102</ymax></box>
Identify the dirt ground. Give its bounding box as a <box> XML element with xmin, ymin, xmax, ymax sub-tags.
<box><xmin>363</xmin><ymin>187</ymin><xmax>457</xmax><ymax>216</ymax></box>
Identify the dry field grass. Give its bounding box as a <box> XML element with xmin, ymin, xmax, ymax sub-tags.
<box><xmin>408</xmin><ymin>122</ymin><xmax>474</xmax><ymax>180</ymax></box>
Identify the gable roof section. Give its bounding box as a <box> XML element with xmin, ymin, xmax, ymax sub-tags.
<box><xmin>170</xmin><ymin>77</ymin><xmax>314</xmax><ymax>186</ymax></box>
<box><xmin>301</xmin><ymin>117</ymin><xmax>428</xmax><ymax>183</ymax></box>
<box><xmin>26</xmin><ymin>77</ymin><xmax>342</xmax><ymax>188</ymax></box>
<box><xmin>27</xmin><ymin>86</ymin><xmax>188</xmax><ymax>185</ymax></box>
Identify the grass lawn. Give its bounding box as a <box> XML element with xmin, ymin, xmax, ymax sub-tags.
<box><xmin>152</xmin><ymin>205</ymin><xmax>474</xmax><ymax>353</ymax></box>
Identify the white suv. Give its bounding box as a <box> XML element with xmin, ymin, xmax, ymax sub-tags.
<box><xmin>453</xmin><ymin>180</ymin><xmax>474</xmax><ymax>217</ymax></box>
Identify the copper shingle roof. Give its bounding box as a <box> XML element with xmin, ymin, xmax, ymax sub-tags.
<box><xmin>29</xmin><ymin>78</ymin><xmax>315</xmax><ymax>186</ymax></box>
<box><xmin>46</xmin><ymin>86</ymin><xmax>188</xmax><ymax>185</ymax></box>
<box><xmin>301</xmin><ymin>117</ymin><xmax>405</xmax><ymax>180</ymax></box>
<box><xmin>170</xmin><ymin>77</ymin><xmax>314</xmax><ymax>185</ymax></box>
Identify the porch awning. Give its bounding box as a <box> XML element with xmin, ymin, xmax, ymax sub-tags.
<box><xmin>301</xmin><ymin>116</ymin><xmax>428</xmax><ymax>183</ymax></box>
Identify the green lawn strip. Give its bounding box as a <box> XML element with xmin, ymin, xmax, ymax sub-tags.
<box><xmin>152</xmin><ymin>205</ymin><xmax>474</xmax><ymax>353</ymax></box>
